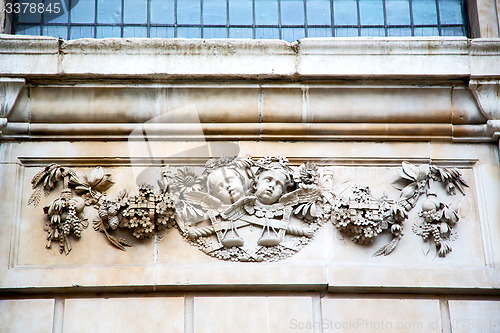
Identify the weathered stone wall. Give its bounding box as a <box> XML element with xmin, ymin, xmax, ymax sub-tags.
<box><xmin>1</xmin><ymin>36</ymin><xmax>500</xmax><ymax>332</ymax></box>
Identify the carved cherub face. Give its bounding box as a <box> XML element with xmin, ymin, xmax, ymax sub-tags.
<box><xmin>207</xmin><ymin>167</ymin><xmax>245</xmax><ymax>205</ymax></box>
<box><xmin>254</xmin><ymin>170</ymin><xmax>287</xmax><ymax>205</ymax></box>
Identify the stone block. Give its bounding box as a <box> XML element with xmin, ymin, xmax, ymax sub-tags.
<box><xmin>448</xmin><ymin>300</ymin><xmax>500</xmax><ymax>333</ymax></box>
<box><xmin>321</xmin><ymin>297</ymin><xmax>442</xmax><ymax>332</ymax></box>
<box><xmin>63</xmin><ymin>297</ymin><xmax>184</xmax><ymax>333</ymax></box>
<box><xmin>193</xmin><ymin>296</ymin><xmax>314</xmax><ymax>333</ymax></box>
<box><xmin>0</xmin><ymin>299</ymin><xmax>54</xmax><ymax>333</ymax></box>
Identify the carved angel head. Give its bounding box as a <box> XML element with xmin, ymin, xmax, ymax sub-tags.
<box><xmin>206</xmin><ymin>167</ymin><xmax>246</xmax><ymax>205</ymax></box>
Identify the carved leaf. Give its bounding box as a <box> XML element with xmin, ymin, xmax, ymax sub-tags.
<box><xmin>400</xmin><ymin>183</ymin><xmax>417</xmax><ymax>199</ymax></box>
<box><xmin>89</xmin><ymin>167</ymin><xmax>105</xmax><ymax>186</ymax></box>
<box><xmin>391</xmin><ymin>178</ymin><xmax>411</xmax><ymax>191</ymax></box>
<box><xmin>373</xmin><ymin>237</ymin><xmax>400</xmax><ymax>256</ymax></box>
<box><xmin>93</xmin><ymin>177</ymin><xmax>114</xmax><ymax>192</ymax></box>
<box><xmin>401</xmin><ymin>162</ymin><xmax>419</xmax><ymax>180</ymax></box>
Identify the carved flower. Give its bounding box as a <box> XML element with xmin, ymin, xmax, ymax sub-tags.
<box><xmin>173</xmin><ymin>167</ymin><xmax>204</xmax><ymax>194</ymax></box>
<box><xmin>295</xmin><ymin>162</ymin><xmax>319</xmax><ymax>187</ymax></box>
<box><xmin>73</xmin><ymin>166</ymin><xmax>114</xmax><ymax>195</ymax></box>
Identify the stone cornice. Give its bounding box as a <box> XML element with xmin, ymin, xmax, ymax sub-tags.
<box><xmin>1</xmin><ymin>36</ymin><xmax>500</xmax><ymax>79</ymax></box>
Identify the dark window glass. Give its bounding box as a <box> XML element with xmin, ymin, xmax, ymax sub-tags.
<box><xmin>151</xmin><ymin>0</ymin><xmax>175</xmax><ymax>24</ymax></box>
<box><xmin>334</xmin><ymin>0</ymin><xmax>358</xmax><ymax>25</ymax></box>
<box><xmin>386</xmin><ymin>0</ymin><xmax>410</xmax><ymax>25</ymax></box>
<box><xmin>412</xmin><ymin>0</ymin><xmax>438</xmax><ymax>25</ymax></box>
<box><xmin>307</xmin><ymin>0</ymin><xmax>331</xmax><ymax>25</ymax></box>
<box><xmin>255</xmin><ymin>0</ymin><xmax>278</xmax><ymax>25</ymax></box>
<box><xmin>281</xmin><ymin>0</ymin><xmax>304</xmax><ymax>25</ymax></box>
<box><xmin>359</xmin><ymin>0</ymin><xmax>384</xmax><ymax>25</ymax></box>
<box><xmin>11</xmin><ymin>0</ymin><xmax>469</xmax><ymax>40</ymax></box>
<box><xmin>229</xmin><ymin>0</ymin><xmax>253</xmax><ymax>25</ymax></box>
<box><xmin>177</xmin><ymin>0</ymin><xmax>201</xmax><ymax>25</ymax></box>
<box><xmin>204</xmin><ymin>0</ymin><xmax>227</xmax><ymax>25</ymax></box>
<box><xmin>124</xmin><ymin>0</ymin><xmax>147</xmax><ymax>24</ymax></box>
<box><xmin>71</xmin><ymin>0</ymin><xmax>95</xmax><ymax>24</ymax></box>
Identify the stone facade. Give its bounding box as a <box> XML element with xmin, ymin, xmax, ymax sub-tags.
<box><xmin>1</xmin><ymin>4</ymin><xmax>500</xmax><ymax>331</ymax></box>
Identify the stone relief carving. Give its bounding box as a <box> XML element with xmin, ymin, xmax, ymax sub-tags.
<box><xmin>28</xmin><ymin>157</ymin><xmax>468</xmax><ymax>260</ymax></box>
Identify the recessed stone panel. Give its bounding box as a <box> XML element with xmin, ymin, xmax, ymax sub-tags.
<box><xmin>0</xmin><ymin>299</ymin><xmax>54</xmax><ymax>333</ymax></box>
<box><xmin>193</xmin><ymin>296</ymin><xmax>314</xmax><ymax>333</ymax></box>
<box><xmin>63</xmin><ymin>297</ymin><xmax>184</xmax><ymax>333</ymax></box>
<box><xmin>321</xmin><ymin>297</ymin><xmax>442</xmax><ymax>333</ymax></box>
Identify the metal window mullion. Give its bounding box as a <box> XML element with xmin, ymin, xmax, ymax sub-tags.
<box><xmin>120</xmin><ymin>0</ymin><xmax>124</xmax><ymax>37</ymax></box>
<box><xmin>277</xmin><ymin>0</ymin><xmax>282</xmax><ymax>40</ymax></box>
<box><xmin>40</xmin><ymin>0</ymin><xmax>45</xmax><ymax>36</ymax></box>
<box><xmin>226</xmin><ymin>0</ymin><xmax>229</xmax><ymax>37</ymax></box>
<box><xmin>356</xmin><ymin>0</ymin><xmax>361</xmax><ymax>36</ymax></box>
<box><xmin>68</xmin><ymin>0</ymin><xmax>72</xmax><ymax>39</ymax></box>
<box><xmin>147</xmin><ymin>0</ymin><xmax>151</xmax><ymax>37</ymax></box>
<box><xmin>382</xmin><ymin>0</ymin><xmax>388</xmax><ymax>36</ymax></box>
<box><xmin>200</xmin><ymin>0</ymin><xmax>203</xmax><ymax>38</ymax></box>
<box><xmin>303</xmin><ymin>0</ymin><xmax>308</xmax><ymax>38</ymax></box>
<box><xmin>252</xmin><ymin>0</ymin><xmax>255</xmax><ymax>38</ymax></box>
<box><xmin>435</xmin><ymin>0</ymin><xmax>442</xmax><ymax>35</ymax></box>
<box><xmin>330</xmin><ymin>0</ymin><xmax>335</xmax><ymax>37</ymax></box>
<box><xmin>408</xmin><ymin>0</ymin><xmax>415</xmax><ymax>36</ymax></box>
<box><xmin>174</xmin><ymin>0</ymin><xmax>178</xmax><ymax>37</ymax></box>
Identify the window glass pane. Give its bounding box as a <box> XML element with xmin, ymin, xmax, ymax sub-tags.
<box><xmin>17</xmin><ymin>0</ymin><xmax>43</xmax><ymax>23</ymax></box>
<box><xmin>71</xmin><ymin>0</ymin><xmax>95</xmax><ymax>23</ymax></box>
<box><xmin>441</xmin><ymin>26</ymin><xmax>464</xmax><ymax>35</ymax></box>
<box><xmin>307</xmin><ymin>0</ymin><xmax>331</xmax><ymax>25</ymax></box>
<box><xmin>15</xmin><ymin>25</ymin><xmax>41</xmax><ymax>35</ymax></box>
<box><xmin>43</xmin><ymin>25</ymin><xmax>68</xmax><ymax>39</ymax></box>
<box><xmin>335</xmin><ymin>27</ymin><xmax>358</xmax><ymax>36</ymax></box>
<box><xmin>229</xmin><ymin>0</ymin><xmax>253</xmax><ymax>25</ymax></box>
<box><xmin>177</xmin><ymin>27</ymin><xmax>201</xmax><ymax>38</ymax></box>
<box><xmin>123</xmin><ymin>26</ymin><xmax>147</xmax><ymax>37</ymax></box>
<box><xmin>360</xmin><ymin>27</ymin><xmax>385</xmax><ymax>35</ymax></box>
<box><xmin>96</xmin><ymin>26</ymin><xmax>122</xmax><ymax>38</ymax></box>
<box><xmin>70</xmin><ymin>25</ymin><xmax>95</xmax><ymax>38</ymax></box>
<box><xmin>334</xmin><ymin>0</ymin><xmax>358</xmax><ymax>25</ymax></box>
<box><xmin>204</xmin><ymin>27</ymin><xmax>228</xmax><ymax>38</ymax></box>
<box><xmin>151</xmin><ymin>0</ymin><xmax>175</xmax><ymax>24</ymax></box>
<box><xmin>124</xmin><ymin>0</ymin><xmax>147</xmax><ymax>24</ymax></box>
<box><xmin>281</xmin><ymin>0</ymin><xmax>304</xmax><ymax>25</ymax></box>
<box><xmin>177</xmin><ymin>0</ymin><xmax>201</xmax><ymax>24</ymax></box>
<box><xmin>439</xmin><ymin>0</ymin><xmax>463</xmax><ymax>24</ymax></box>
<box><xmin>255</xmin><ymin>27</ymin><xmax>279</xmax><ymax>38</ymax></box>
<box><xmin>386</xmin><ymin>0</ymin><xmax>410</xmax><ymax>25</ymax></box>
<box><xmin>98</xmin><ymin>0</ymin><xmax>121</xmax><ymax>23</ymax></box>
<box><xmin>255</xmin><ymin>0</ymin><xmax>278</xmax><ymax>25</ymax></box>
<box><xmin>359</xmin><ymin>0</ymin><xmax>384</xmax><ymax>25</ymax></box>
<box><xmin>150</xmin><ymin>27</ymin><xmax>175</xmax><ymax>37</ymax></box>
<box><xmin>388</xmin><ymin>27</ymin><xmax>412</xmax><ymax>36</ymax></box>
<box><xmin>414</xmin><ymin>26</ymin><xmax>439</xmax><ymax>35</ymax></box>
<box><xmin>282</xmin><ymin>27</ymin><xmax>305</xmax><ymax>40</ymax></box>
<box><xmin>412</xmin><ymin>0</ymin><xmax>438</xmax><ymax>25</ymax></box>
<box><xmin>44</xmin><ymin>0</ymin><xmax>69</xmax><ymax>24</ymax></box>
<box><xmin>308</xmin><ymin>27</ymin><xmax>332</xmax><ymax>37</ymax></box>
<box><xmin>204</xmin><ymin>0</ymin><xmax>227</xmax><ymax>25</ymax></box>
<box><xmin>229</xmin><ymin>27</ymin><xmax>253</xmax><ymax>38</ymax></box>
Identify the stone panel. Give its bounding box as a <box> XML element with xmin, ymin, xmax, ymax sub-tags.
<box><xmin>193</xmin><ymin>296</ymin><xmax>314</xmax><ymax>333</ymax></box>
<box><xmin>63</xmin><ymin>297</ymin><xmax>184</xmax><ymax>333</ymax></box>
<box><xmin>0</xmin><ymin>299</ymin><xmax>54</xmax><ymax>333</ymax></box>
<box><xmin>448</xmin><ymin>300</ymin><xmax>500</xmax><ymax>333</ymax></box>
<box><xmin>321</xmin><ymin>297</ymin><xmax>442</xmax><ymax>333</ymax></box>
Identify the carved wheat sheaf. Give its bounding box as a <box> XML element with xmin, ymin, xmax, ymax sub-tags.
<box><xmin>28</xmin><ymin>157</ymin><xmax>467</xmax><ymax>261</ymax></box>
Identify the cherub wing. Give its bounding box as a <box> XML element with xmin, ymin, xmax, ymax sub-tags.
<box><xmin>280</xmin><ymin>188</ymin><xmax>321</xmax><ymax>206</ymax></box>
<box><xmin>222</xmin><ymin>196</ymin><xmax>257</xmax><ymax>221</ymax></box>
<box><xmin>183</xmin><ymin>191</ymin><xmax>223</xmax><ymax>211</ymax></box>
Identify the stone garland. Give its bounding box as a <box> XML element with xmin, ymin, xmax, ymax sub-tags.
<box><xmin>28</xmin><ymin>158</ymin><xmax>467</xmax><ymax>261</ymax></box>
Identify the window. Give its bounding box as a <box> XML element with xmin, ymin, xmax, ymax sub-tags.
<box><xmin>8</xmin><ymin>0</ymin><xmax>469</xmax><ymax>40</ymax></box>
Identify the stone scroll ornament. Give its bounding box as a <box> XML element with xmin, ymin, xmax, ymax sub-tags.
<box><xmin>29</xmin><ymin>158</ymin><xmax>467</xmax><ymax>260</ymax></box>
